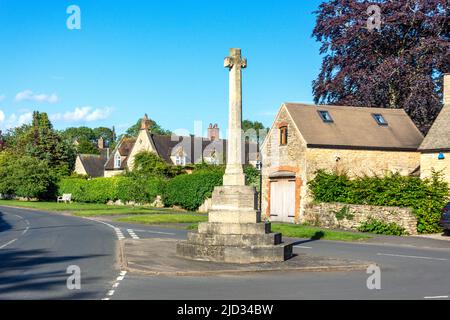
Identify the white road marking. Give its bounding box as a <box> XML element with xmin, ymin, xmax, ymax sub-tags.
<box><xmin>377</xmin><ymin>253</ymin><xmax>448</xmax><ymax>261</ymax></box>
<box><xmin>0</xmin><ymin>238</ymin><xmax>17</xmax><ymax>249</ymax></box>
<box><xmin>22</xmin><ymin>226</ymin><xmax>29</xmax><ymax>235</ymax></box>
<box><xmin>127</xmin><ymin>229</ymin><xmax>139</xmax><ymax>239</ymax></box>
<box><xmin>81</xmin><ymin>217</ymin><xmax>127</xmax><ymax>240</ymax></box>
<box><xmin>103</xmin><ymin>271</ymin><xmax>127</xmax><ymax>300</ymax></box>
<box><xmin>424</xmin><ymin>296</ymin><xmax>449</xmax><ymax>299</ymax></box>
<box><xmin>132</xmin><ymin>229</ymin><xmax>175</xmax><ymax>235</ymax></box>
<box><xmin>294</xmin><ymin>245</ymin><xmax>312</xmax><ymax>249</ymax></box>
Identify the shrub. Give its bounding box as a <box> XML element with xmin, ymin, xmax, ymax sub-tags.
<box><xmin>133</xmin><ymin>151</ymin><xmax>183</xmax><ymax>178</ymax></box>
<box><xmin>308</xmin><ymin>170</ymin><xmax>449</xmax><ymax>234</ymax></box>
<box><xmin>0</xmin><ymin>154</ymin><xmax>57</xmax><ymax>200</ymax></box>
<box><xmin>116</xmin><ymin>175</ymin><xmax>165</xmax><ymax>204</ymax></box>
<box><xmin>358</xmin><ymin>218</ymin><xmax>407</xmax><ymax>236</ymax></box>
<box><xmin>163</xmin><ymin>170</ymin><xmax>223</xmax><ymax>210</ymax></box>
<box><xmin>58</xmin><ymin>175</ymin><xmax>164</xmax><ymax>204</ymax></box>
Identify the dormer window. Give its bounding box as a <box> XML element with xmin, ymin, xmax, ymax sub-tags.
<box><xmin>114</xmin><ymin>153</ymin><xmax>121</xmax><ymax>169</ymax></box>
<box><xmin>279</xmin><ymin>126</ymin><xmax>288</xmax><ymax>146</ymax></box>
<box><xmin>372</xmin><ymin>113</ymin><xmax>388</xmax><ymax>126</ymax></box>
<box><xmin>175</xmin><ymin>155</ymin><xmax>186</xmax><ymax>166</ymax></box>
<box><xmin>318</xmin><ymin>110</ymin><xmax>333</xmax><ymax>123</ymax></box>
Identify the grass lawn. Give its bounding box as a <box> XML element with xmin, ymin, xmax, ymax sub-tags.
<box><xmin>0</xmin><ymin>199</ymin><xmax>185</xmax><ymax>216</ymax></box>
<box><xmin>271</xmin><ymin>223</ymin><xmax>371</xmax><ymax>241</ymax></box>
<box><xmin>185</xmin><ymin>222</ymin><xmax>371</xmax><ymax>242</ymax></box>
<box><xmin>116</xmin><ymin>214</ymin><xmax>208</xmax><ymax>225</ymax></box>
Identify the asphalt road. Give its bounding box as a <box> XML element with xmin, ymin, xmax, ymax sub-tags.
<box><xmin>0</xmin><ymin>206</ymin><xmax>118</xmax><ymax>299</ymax></box>
<box><xmin>2</xmin><ymin>206</ymin><xmax>450</xmax><ymax>300</ymax></box>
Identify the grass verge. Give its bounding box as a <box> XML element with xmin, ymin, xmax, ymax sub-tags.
<box><xmin>0</xmin><ymin>200</ymin><xmax>185</xmax><ymax>216</ymax></box>
<box><xmin>116</xmin><ymin>214</ymin><xmax>208</xmax><ymax>225</ymax></box>
<box><xmin>271</xmin><ymin>223</ymin><xmax>371</xmax><ymax>241</ymax></box>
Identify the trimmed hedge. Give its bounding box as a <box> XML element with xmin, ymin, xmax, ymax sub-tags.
<box><xmin>162</xmin><ymin>170</ymin><xmax>223</xmax><ymax>211</ymax></box>
<box><xmin>308</xmin><ymin>170</ymin><xmax>449</xmax><ymax>234</ymax></box>
<box><xmin>58</xmin><ymin>176</ymin><xmax>165</xmax><ymax>204</ymax></box>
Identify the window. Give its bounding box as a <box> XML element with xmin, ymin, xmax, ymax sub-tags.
<box><xmin>279</xmin><ymin>126</ymin><xmax>288</xmax><ymax>146</ymax></box>
<box><xmin>318</xmin><ymin>110</ymin><xmax>333</xmax><ymax>123</ymax></box>
<box><xmin>175</xmin><ymin>155</ymin><xmax>186</xmax><ymax>166</ymax></box>
<box><xmin>114</xmin><ymin>154</ymin><xmax>121</xmax><ymax>169</ymax></box>
<box><xmin>372</xmin><ymin>114</ymin><xmax>388</xmax><ymax>126</ymax></box>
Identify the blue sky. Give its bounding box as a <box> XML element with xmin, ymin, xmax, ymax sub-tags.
<box><xmin>0</xmin><ymin>0</ymin><xmax>324</xmax><ymax>135</ymax></box>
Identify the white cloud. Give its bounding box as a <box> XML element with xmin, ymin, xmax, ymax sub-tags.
<box><xmin>0</xmin><ymin>111</ymin><xmax>33</xmax><ymax>130</ymax></box>
<box><xmin>15</xmin><ymin>89</ymin><xmax>59</xmax><ymax>104</ymax></box>
<box><xmin>0</xmin><ymin>95</ymin><xmax>5</xmax><ymax>103</ymax></box>
<box><xmin>51</xmin><ymin>106</ymin><xmax>113</xmax><ymax>122</ymax></box>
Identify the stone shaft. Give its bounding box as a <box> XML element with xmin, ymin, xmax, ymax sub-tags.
<box><xmin>223</xmin><ymin>48</ymin><xmax>246</xmax><ymax>186</ymax></box>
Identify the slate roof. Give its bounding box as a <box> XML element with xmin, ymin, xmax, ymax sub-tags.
<box><xmin>78</xmin><ymin>154</ymin><xmax>106</xmax><ymax>177</ymax></box>
<box><xmin>284</xmin><ymin>103</ymin><xmax>424</xmax><ymax>151</ymax></box>
<box><xmin>104</xmin><ymin>132</ymin><xmax>258</xmax><ymax>171</ymax></box>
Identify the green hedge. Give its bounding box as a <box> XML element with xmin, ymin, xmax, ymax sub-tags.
<box><xmin>162</xmin><ymin>170</ymin><xmax>223</xmax><ymax>211</ymax></box>
<box><xmin>308</xmin><ymin>170</ymin><xmax>449</xmax><ymax>234</ymax></box>
<box><xmin>58</xmin><ymin>176</ymin><xmax>165</xmax><ymax>204</ymax></box>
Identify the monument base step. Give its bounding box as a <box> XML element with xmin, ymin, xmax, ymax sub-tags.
<box><xmin>197</xmin><ymin>222</ymin><xmax>271</xmax><ymax>235</ymax></box>
<box><xmin>176</xmin><ymin>241</ymin><xmax>293</xmax><ymax>264</ymax></box>
<box><xmin>187</xmin><ymin>231</ymin><xmax>282</xmax><ymax>246</ymax></box>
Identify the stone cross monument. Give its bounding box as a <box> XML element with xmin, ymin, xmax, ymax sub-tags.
<box><xmin>223</xmin><ymin>48</ymin><xmax>246</xmax><ymax>186</ymax></box>
<box><xmin>176</xmin><ymin>48</ymin><xmax>292</xmax><ymax>264</ymax></box>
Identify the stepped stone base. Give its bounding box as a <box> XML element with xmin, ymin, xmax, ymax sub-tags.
<box><xmin>177</xmin><ymin>241</ymin><xmax>292</xmax><ymax>264</ymax></box>
<box><xmin>176</xmin><ymin>185</ymin><xmax>293</xmax><ymax>264</ymax></box>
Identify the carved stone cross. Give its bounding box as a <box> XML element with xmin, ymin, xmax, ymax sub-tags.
<box><xmin>223</xmin><ymin>48</ymin><xmax>247</xmax><ymax>186</ymax></box>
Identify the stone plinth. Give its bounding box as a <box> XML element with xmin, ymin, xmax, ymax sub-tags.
<box><xmin>176</xmin><ymin>185</ymin><xmax>293</xmax><ymax>264</ymax></box>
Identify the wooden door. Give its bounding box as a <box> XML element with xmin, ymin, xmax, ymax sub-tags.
<box><xmin>270</xmin><ymin>179</ymin><xmax>296</xmax><ymax>222</ymax></box>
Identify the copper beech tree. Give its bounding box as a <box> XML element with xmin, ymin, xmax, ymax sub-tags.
<box><xmin>312</xmin><ymin>0</ymin><xmax>449</xmax><ymax>133</ymax></box>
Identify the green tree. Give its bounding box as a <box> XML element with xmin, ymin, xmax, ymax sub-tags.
<box><xmin>5</xmin><ymin>111</ymin><xmax>76</xmax><ymax>175</ymax></box>
<box><xmin>77</xmin><ymin>138</ymin><xmax>100</xmax><ymax>155</ymax></box>
<box><xmin>132</xmin><ymin>151</ymin><xmax>179</xmax><ymax>178</ymax></box>
<box><xmin>0</xmin><ymin>154</ymin><xmax>57</xmax><ymax>200</ymax></box>
<box><xmin>242</xmin><ymin>119</ymin><xmax>268</xmax><ymax>144</ymax></box>
<box><xmin>125</xmin><ymin>118</ymin><xmax>171</xmax><ymax>137</ymax></box>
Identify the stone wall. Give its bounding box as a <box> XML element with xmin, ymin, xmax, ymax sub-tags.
<box><xmin>420</xmin><ymin>152</ymin><xmax>450</xmax><ymax>185</ymax></box>
<box><xmin>74</xmin><ymin>156</ymin><xmax>88</xmax><ymax>176</ymax></box>
<box><xmin>127</xmin><ymin>129</ymin><xmax>156</xmax><ymax>171</ymax></box>
<box><xmin>305</xmin><ymin>148</ymin><xmax>420</xmax><ymax>181</ymax></box>
<box><xmin>304</xmin><ymin>202</ymin><xmax>418</xmax><ymax>235</ymax></box>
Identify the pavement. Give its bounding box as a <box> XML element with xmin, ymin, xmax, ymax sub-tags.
<box><xmin>2</xmin><ymin>205</ymin><xmax>450</xmax><ymax>300</ymax></box>
<box><xmin>121</xmin><ymin>238</ymin><xmax>370</xmax><ymax>276</ymax></box>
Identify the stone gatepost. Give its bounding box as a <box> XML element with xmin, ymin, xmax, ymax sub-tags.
<box><xmin>176</xmin><ymin>49</ymin><xmax>292</xmax><ymax>263</ymax></box>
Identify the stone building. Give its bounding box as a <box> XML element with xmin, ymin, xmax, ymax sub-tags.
<box><xmin>419</xmin><ymin>74</ymin><xmax>450</xmax><ymax>184</ymax></box>
<box><xmin>104</xmin><ymin>115</ymin><xmax>258</xmax><ymax>177</ymax></box>
<box><xmin>260</xmin><ymin>103</ymin><xmax>424</xmax><ymax>224</ymax></box>
<box><xmin>73</xmin><ymin>137</ymin><xmax>111</xmax><ymax>177</ymax></box>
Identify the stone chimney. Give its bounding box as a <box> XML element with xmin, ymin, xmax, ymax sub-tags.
<box><xmin>207</xmin><ymin>123</ymin><xmax>220</xmax><ymax>141</ymax></box>
<box><xmin>97</xmin><ymin>137</ymin><xmax>105</xmax><ymax>149</ymax></box>
<box><xmin>444</xmin><ymin>74</ymin><xmax>450</xmax><ymax>106</ymax></box>
<box><xmin>140</xmin><ymin>114</ymin><xmax>151</xmax><ymax>130</ymax></box>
